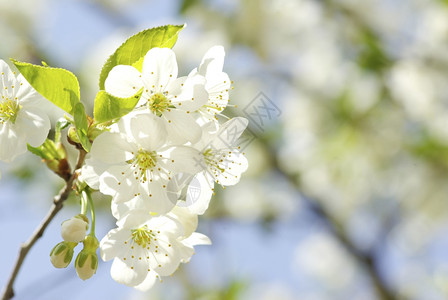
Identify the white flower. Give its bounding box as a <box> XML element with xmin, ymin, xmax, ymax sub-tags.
<box><xmin>133</xmin><ymin>207</ymin><xmax>211</xmax><ymax>292</ymax></box>
<box><xmin>0</xmin><ymin>60</ymin><xmax>50</xmax><ymax>162</ymax></box>
<box><xmin>178</xmin><ymin>117</ymin><xmax>249</xmax><ymax>214</ymax></box>
<box><xmin>100</xmin><ymin>207</ymin><xmax>210</xmax><ymax>291</ymax></box>
<box><xmin>105</xmin><ymin>47</ymin><xmax>209</xmax><ymax>144</ymax></box>
<box><xmin>158</xmin><ymin>118</ymin><xmax>249</xmax><ymax>215</ymax></box>
<box><xmin>61</xmin><ymin>214</ymin><xmax>89</xmax><ymax>243</ymax></box>
<box><xmin>198</xmin><ymin>117</ymin><xmax>249</xmax><ymax>185</ymax></box>
<box><xmin>133</xmin><ymin>223</ymin><xmax>212</xmax><ymax>292</ymax></box>
<box><xmin>83</xmin><ymin>113</ymin><xmax>202</xmax><ymax>213</ymax></box>
<box><xmin>191</xmin><ymin>46</ymin><xmax>231</xmax><ymax>122</ymax></box>
<box><xmin>99</xmin><ymin>210</ymin><xmax>186</xmax><ymax>287</ymax></box>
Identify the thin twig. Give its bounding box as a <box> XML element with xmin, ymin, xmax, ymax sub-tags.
<box><xmin>1</xmin><ymin>149</ymin><xmax>86</xmax><ymax>300</ymax></box>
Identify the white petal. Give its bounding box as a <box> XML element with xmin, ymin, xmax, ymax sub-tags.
<box><xmin>129</xmin><ymin>113</ymin><xmax>167</xmax><ymax>150</ymax></box>
<box><xmin>79</xmin><ymin>157</ymin><xmax>108</xmax><ymax>190</ymax></box>
<box><xmin>142</xmin><ymin>48</ymin><xmax>178</xmax><ymax>92</ymax></box>
<box><xmin>112</xmin><ymin>197</ymin><xmax>152</xmax><ymax>220</ymax></box>
<box><xmin>14</xmin><ymin>107</ymin><xmax>50</xmax><ymax>147</ymax></box>
<box><xmin>116</xmin><ymin>210</ymin><xmax>152</xmax><ymax>229</ymax></box>
<box><xmin>183</xmin><ymin>232</ymin><xmax>212</xmax><ymax>246</ymax></box>
<box><xmin>91</xmin><ymin>132</ymin><xmax>136</xmax><ymax>164</ymax></box>
<box><xmin>133</xmin><ymin>271</ymin><xmax>158</xmax><ymax>292</ymax></box>
<box><xmin>0</xmin><ymin>60</ymin><xmax>17</xmax><ymax>88</ymax></box>
<box><xmin>192</xmin><ymin>120</ymin><xmax>219</xmax><ymax>150</ymax></box>
<box><xmin>149</xmin><ymin>238</ymin><xmax>181</xmax><ymax>276</ymax></box>
<box><xmin>177</xmin><ymin>244</ymin><xmax>194</xmax><ymax>263</ymax></box>
<box><xmin>15</xmin><ymin>75</ymin><xmax>44</xmax><ymax>106</ymax></box>
<box><xmin>166</xmin><ymin>173</ymin><xmax>190</xmax><ymax>195</ymax></box>
<box><xmin>168</xmin><ymin>206</ymin><xmax>198</xmax><ymax>238</ymax></box>
<box><xmin>211</xmin><ymin>117</ymin><xmax>248</xmax><ymax>150</ymax></box>
<box><xmin>111</xmin><ymin>112</ymin><xmax>133</xmax><ymax>134</ymax></box>
<box><xmin>164</xmin><ymin>76</ymin><xmax>186</xmax><ymax>98</ymax></box>
<box><xmin>198</xmin><ymin>46</ymin><xmax>225</xmax><ymax>78</ymax></box>
<box><xmin>110</xmin><ymin>257</ymin><xmax>147</xmax><ymax>286</ymax></box>
<box><xmin>100</xmin><ymin>228</ymin><xmax>129</xmax><ymax>261</ymax></box>
<box><xmin>147</xmin><ymin>214</ymin><xmax>184</xmax><ymax>237</ymax></box>
<box><xmin>0</xmin><ymin>123</ymin><xmax>26</xmax><ymax>162</ymax></box>
<box><xmin>206</xmin><ymin>72</ymin><xmax>230</xmax><ymax>114</ymax></box>
<box><xmin>206</xmin><ymin>71</ymin><xmax>230</xmax><ymax>96</ymax></box>
<box><xmin>99</xmin><ymin>164</ymin><xmax>139</xmax><ymax>200</ymax></box>
<box><xmin>105</xmin><ymin>65</ymin><xmax>143</xmax><ymax>98</ymax></box>
<box><xmin>185</xmin><ymin>172</ymin><xmax>214</xmax><ymax>215</ymax></box>
<box><xmin>164</xmin><ymin>110</ymin><xmax>202</xmax><ymax>144</ymax></box>
<box><xmin>167</xmin><ymin>74</ymin><xmax>209</xmax><ymax>111</ymax></box>
<box><xmin>16</xmin><ymin>75</ymin><xmax>67</xmax><ymax>123</ymax></box>
<box><xmin>164</xmin><ymin>145</ymin><xmax>203</xmax><ymax>174</ymax></box>
<box><xmin>144</xmin><ymin>181</ymin><xmax>177</xmax><ymax>214</ymax></box>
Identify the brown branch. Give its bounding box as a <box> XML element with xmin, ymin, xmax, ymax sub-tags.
<box><xmin>1</xmin><ymin>149</ymin><xmax>87</xmax><ymax>300</ymax></box>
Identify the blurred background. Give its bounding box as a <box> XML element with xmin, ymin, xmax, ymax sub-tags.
<box><xmin>1</xmin><ymin>0</ymin><xmax>448</xmax><ymax>299</ymax></box>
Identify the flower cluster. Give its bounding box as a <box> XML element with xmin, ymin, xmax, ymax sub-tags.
<box><xmin>80</xmin><ymin>46</ymin><xmax>248</xmax><ymax>290</ymax></box>
<box><xmin>0</xmin><ymin>25</ymin><xmax>249</xmax><ymax>295</ymax></box>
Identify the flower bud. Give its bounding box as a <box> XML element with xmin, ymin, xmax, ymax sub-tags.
<box><xmin>67</xmin><ymin>126</ymin><xmax>81</xmax><ymax>145</ymax></box>
<box><xmin>61</xmin><ymin>214</ymin><xmax>89</xmax><ymax>242</ymax></box>
<box><xmin>75</xmin><ymin>235</ymin><xmax>99</xmax><ymax>280</ymax></box>
<box><xmin>50</xmin><ymin>241</ymin><xmax>77</xmax><ymax>268</ymax></box>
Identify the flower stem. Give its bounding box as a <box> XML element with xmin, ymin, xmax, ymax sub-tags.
<box><xmin>80</xmin><ymin>190</ymin><xmax>88</xmax><ymax>216</ymax></box>
<box><xmin>85</xmin><ymin>188</ymin><xmax>96</xmax><ymax>235</ymax></box>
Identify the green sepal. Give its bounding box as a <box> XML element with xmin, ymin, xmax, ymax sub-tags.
<box><xmin>76</xmin><ymin>249</ymin><xmax>88</xmax><ymax>267</ymax></box>
<box><xmin>93</xmin><ymin>88</ymin><xmax>143</xmax><ymax>124</ymax></box>
<box><xmin>98</xmin><ymin>24</ymin><xmax>185</xmax><ymax>89</ymax></box>
<box><xmin>83</xmin><ymin>235</ymin><xmax>99</xmax><ymax>251</ymax></box>
<box><xmin>73</xmin><ymin>102</ymin><xmax>91</xmax><ymax>152</ymax></box>
<box><xmin>11</xmin><ymin>59</ymin><xmax>80</xmax><ymax>115</ymax></box>
<box><xmin>64</xmin><ymin>247</ymin><xmax>74</xmax><ymax>263</ymax></box>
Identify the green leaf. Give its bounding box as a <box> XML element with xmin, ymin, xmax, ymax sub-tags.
<box><xmin>74</xmin><ymin>103</ymin><xmax>91</xmax><ymax>152</ymax></box>
<box><xmin>99</xmin><ymin>24</ymin><xmax>185</xmax><ymax>89</ymax></box>
<box><xmin>11</xmin><ymin>59</ymin><xmax>80</xmax><ymax>115</ymax></box>
<box><xmin>93</xmin><ymin>89</ymin><xmax>143</xmax><ymax>124</ymax></box>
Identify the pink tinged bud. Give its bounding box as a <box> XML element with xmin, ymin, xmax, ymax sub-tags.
<box><xmin>61</xmin><ymin>214</ymin><xmax>89</xmax><ymax>243</ymax></box>
<box><xmin>50</xmin><ymin>241</ymin><xmax>77</xmax><ymax>268</ymax></box>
